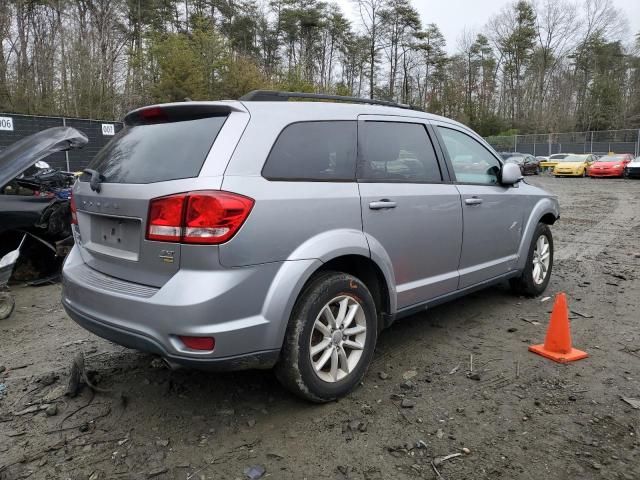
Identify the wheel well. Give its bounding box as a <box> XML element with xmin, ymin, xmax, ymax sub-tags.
<box><xmin>540</xmin><ymin>213</ymin><xmax>557</xmax><ymax>225</ymax></box>
<box><xmin>316</xmin><ymin>255</ymin><xmax>390</xmax><ymax>320</ymax></box>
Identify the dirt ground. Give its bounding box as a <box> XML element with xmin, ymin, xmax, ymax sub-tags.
<box><xmin>1</xmin><ymin>175</ymin><xmax>640</xmax><ymax>480</ymax></box>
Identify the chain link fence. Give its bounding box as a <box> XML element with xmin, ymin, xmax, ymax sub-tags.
<box><xmin>3</xmin><ymin>114</ymin><xmax>639</xmax><ymax>172</ymax></box>
<box><xmin>0</xmin><ymin>113</ymin><xmax>123</xmax><ymax>171</ymax></box>
<box><xmin>485</xmin><ymin>129</ymin><xmax>640</xmax><ymax>157</ymax></box>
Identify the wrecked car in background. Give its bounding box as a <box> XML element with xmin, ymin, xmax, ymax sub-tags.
<box><xmin>0</xmin><ymin>127</ymin><xmax>87</xmax><ymax>283</ymax></box>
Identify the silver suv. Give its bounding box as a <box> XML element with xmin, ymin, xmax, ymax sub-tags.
<box><xmin>62</xmin><ymin>91</ymin><xmax>559</xmax><ymax>401</ymax></box>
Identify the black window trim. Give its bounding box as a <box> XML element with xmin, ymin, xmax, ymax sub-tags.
<box><xmin>433</xmin><ymin>124</ymin><xmax>507</xmax><ymax>187</ymax></box>
<box><xmin>356</xmin><ymin>119</ymin><xmax>448</xmax><ymax>184</ymax></box>
<box><xmin>261</xmin><ymin>120</ymin><xmax>358</xmax><ymax>182</ymax></box>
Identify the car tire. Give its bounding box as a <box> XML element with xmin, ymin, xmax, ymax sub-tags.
<box><xmin>275</xmin><ymin>271</ymin><xmax>378</xmax><ymax>402</ymax></box>
<box><xmin>0</xmin><ymin>292</ymin><xmax>15</xmax><ymax>320</ymax></box>
<box><xmin>510</xmin><ymin>223</ymin><xmax>553</xmax><ymax>297</ymax></box>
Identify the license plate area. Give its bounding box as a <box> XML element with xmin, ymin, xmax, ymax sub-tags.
<box><xmin>86</xmin><ymin>215</ymin><xmax>141</xmax><ymax>261</ymax></box>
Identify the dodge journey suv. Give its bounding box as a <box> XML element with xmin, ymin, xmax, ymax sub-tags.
<box><xmin>62</xmin><ymin>91</ymin><xmax>559</xmax><ymax>402</ymax></box>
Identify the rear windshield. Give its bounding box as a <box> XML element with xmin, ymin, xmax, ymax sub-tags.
<box><xmin>82</xmin><ymin>116</ymin><xmax>226</xmax><ymax>184</ymax></box>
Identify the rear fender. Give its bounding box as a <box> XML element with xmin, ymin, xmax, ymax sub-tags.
<box><xmin>261</xmin><ymin>229</ymin><xmax>397</xmax><ymax>350</ymax></box>
<box><xmin>363</xmin><ymin>232</ymin><xmax>397</xmax><ymax>315</ymax></box>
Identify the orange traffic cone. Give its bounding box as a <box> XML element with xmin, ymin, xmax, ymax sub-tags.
<box><xmin>529</xmin><ymin>293</ymin><xmax>588</xmax><ymax>363</ymax></box>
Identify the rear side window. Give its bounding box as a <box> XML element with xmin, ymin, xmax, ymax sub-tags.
<box><xmin>358</xmin><ymin>122</ymin><xmax>442</xmax><ymax>182</ymax></box>
<box><xmin>262</xmin><ymin>121</ymin><xmax>357</xmax><ymax>181</ymax></box>
<box><xmin>83</xmin><ymin>116</ymin><xmax>226</xmax><ymax>184</ymax></box>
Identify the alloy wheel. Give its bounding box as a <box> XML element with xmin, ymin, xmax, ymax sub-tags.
<box><xmin>309</xmin><ymin>295</ymin><xmax>367</xmax><ymax>383</ymax></box>
<box><xmin>532</xmin><ymin>235</ymin><xmax>551</xmax><ymax>285</ymax></box>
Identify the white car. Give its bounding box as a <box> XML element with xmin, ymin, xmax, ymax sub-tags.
<box><xmin>626</xmin><ymin>157</ymin><xmax>640</xmax><ymax>178</ymax></box>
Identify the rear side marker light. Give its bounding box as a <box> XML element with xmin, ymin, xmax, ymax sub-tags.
<box><xmin>179</xmin><ymin>336</ymin><xmax>215</xmax><ymax>351</ymax></box>
<box><xmin>146</xmin><ymin>191</ymin><xmax>254</xmax><ymax>245</ymax></box>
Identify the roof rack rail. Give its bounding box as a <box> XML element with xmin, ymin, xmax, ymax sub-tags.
<box><xmin>239</xmin><ymin>90</ymin><xmax>414</xmax><ymax>110</ymax></box>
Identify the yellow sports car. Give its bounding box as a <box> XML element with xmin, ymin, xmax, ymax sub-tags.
<box><xmin>553</xmin><ymin>154</ymin><xmax>596</xmax><ymax>177</ymax></box>
<box><xmin>539</xmin><ymin>153</ymin><xmax>570</xmax><ymax>172</ymax></box>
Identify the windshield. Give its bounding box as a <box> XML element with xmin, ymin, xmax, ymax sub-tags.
<box><xmin>549</xmin><ymin>154</ymin><xmax>568</xmax><ymax>160</ymax></box>
<box><xmin>596</xmin><ymin>155</ymin><xmax>625</xmax><ymax>162</ymax></box>
<box><xmin>505</xmin><ymin>156</ymin><xmax>524</xmax><ymax>164</ymax></box>
<box><xmin>558</xmin><ymin>155</ymin><xmax>588</xmax><ymax>163</ymax></box>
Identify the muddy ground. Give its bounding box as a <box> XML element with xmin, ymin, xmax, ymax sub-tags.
<box><xmin>1</xmin><ymin>175</ymin><xmax>640</xmax><ymax>480</ymax></box>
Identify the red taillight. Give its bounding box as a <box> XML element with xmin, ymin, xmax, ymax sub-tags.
<box><xmin>70</xmin><ymin>193</ymin><xmax>78</xmax><ymax>225</ymax></box>
<box><xmin>183</xmin><ymin>192</ymin><xmax>254</xmax><ymax>244</ymax></box>
<box><xmin>179</xmin><ymin>336</ymin><xmax>215</xmax><ymax>351</ymax></box>
<box><xmin>146</xmin><ymin>191</ymin><xmax>253</xmax><ymax>245</ymax></box>
<box><xmin>147</xmin><ymin>194</ymin><xmax>186</xmax><ymax>242</ymax></box>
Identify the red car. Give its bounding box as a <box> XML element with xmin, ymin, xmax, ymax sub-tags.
<box><xmin>587</xmin><ymin>154</ymin><xmax>634</xmax><ymax>178</ymax></box>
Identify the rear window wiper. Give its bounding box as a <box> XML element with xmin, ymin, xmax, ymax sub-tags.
<box><xmin>83</xmin><ymin>169</ymin><xmax>105</xmax><ymax>193</ymax></box>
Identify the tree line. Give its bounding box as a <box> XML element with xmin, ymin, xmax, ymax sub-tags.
<box><xmin>0</xmin><ymin>0</ymin><xmax>638</xmax><ymax>136</ymax></box>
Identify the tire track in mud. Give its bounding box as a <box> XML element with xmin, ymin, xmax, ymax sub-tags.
<box><xmin>555</xmin><ymin>187</ymin><xmax>640</xmax><ymax>262</ymax></box>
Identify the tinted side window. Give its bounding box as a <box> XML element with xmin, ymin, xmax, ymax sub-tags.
<box><xmin>262</xmin><ymin>121</ymin><xmax>356</xmax><ymax>181</ymax></box>
<box><xmin>438</xmin><ymin>127</ymin><xmax>501</xmax><ymax>185</ymax></box>
<box><xmin>358</xmin><ymin>122</ymin><xmax>442</xmax><ymax>182</ymax></box>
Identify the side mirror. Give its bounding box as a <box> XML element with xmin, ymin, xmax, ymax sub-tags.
<box><xmin>501</xmin><ymin>162</ymin><xmax>523</xmax><ymax>186</ymax></box>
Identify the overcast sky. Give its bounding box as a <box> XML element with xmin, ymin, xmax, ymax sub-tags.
<box><xmin>336</xmin><ymin>0</ymin><xmax>640</xmax><ymax>52</ymax></box>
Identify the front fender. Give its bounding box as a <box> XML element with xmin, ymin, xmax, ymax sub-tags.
<box><xmin>516</xmin><ymin>198</ymin><xmax>559</xmax><ymax>271</ymax></box>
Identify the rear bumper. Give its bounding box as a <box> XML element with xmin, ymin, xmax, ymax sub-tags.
<box><xmin>63</xmin><ymin>300</ymin><xmax>280</xmax><ymax>370</ymax></box>
<box><xmin>62</xmin><ymin>246</ymin><xmax>317</xmax><ymax>370</ymax></box>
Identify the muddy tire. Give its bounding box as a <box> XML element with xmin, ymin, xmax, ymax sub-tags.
<box><xmin>275</xmin><ymin>271</ymin><xmax>378</xmax><ymax>402</ymax></box>
<box><xmin>0</xmin><ymin>292</ymin><xmax>15</xmax><ymax>320</ymax></box>
<box><xmin>510</xmin><ymin>223</ymin><xmax>553</xmax><ymax>297</ymax></box>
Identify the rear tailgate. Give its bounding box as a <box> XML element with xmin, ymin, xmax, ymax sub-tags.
<box><xmin>72</xmin><ymin>102</ymin><xmax>249</xmax><ymax>287</ymax></box>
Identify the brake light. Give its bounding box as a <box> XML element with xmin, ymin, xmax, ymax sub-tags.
<box><xmin>139</xmin><ymin>106</ymin><xmax>168</xmax><ymax>122</ymax></box>
<box><xmin>147</xmin><ymin>194</ymin><xmax>185</xmax><ymax>242</ymax></box>
<box><xmin>70</xmin><ymin>193</ymin><xmax>78</xmax><ymax>225</ymax></box>
<box><xmin>146</xmin><ymin>191</ymin><xmax>253</xmax><ymax>245</ymax></box>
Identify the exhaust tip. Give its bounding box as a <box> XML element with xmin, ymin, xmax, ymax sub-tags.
<box><xmin>162</xmin><ymin>358</ymin><xmax>183</xmax><ymax>371</ymax></box>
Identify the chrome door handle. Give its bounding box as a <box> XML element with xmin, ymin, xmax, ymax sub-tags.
<box><xmin>369</xmin><ymin>200</ymin><xmax>397</xmax><ymax>210</ymax></box>
<box><xmin>465</xmin><ymin>197</ymin><xmax>483</xmax><ymax>206</ymax></box>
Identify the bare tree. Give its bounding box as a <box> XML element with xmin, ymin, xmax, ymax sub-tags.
<box><xmin>353</xmin><ymin>0</ymin><xmax>386</xmax><ymax>98</ymax></box>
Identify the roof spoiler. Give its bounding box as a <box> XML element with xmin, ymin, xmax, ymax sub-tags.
<box><xmin>124</xmin><ymin>102</ymin><xmax>245</xmax><ymax>126</ymax></box>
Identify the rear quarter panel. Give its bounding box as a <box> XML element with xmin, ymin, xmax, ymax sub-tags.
<box><xmin>219</xmin><ymin>177</ymin><xmax>363</xmax><ymax>266</ymax></box>
<box><xmin>219</xmin><ymin>105</ymin><xmax>364</xmax><ymax>267</ymax></box>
